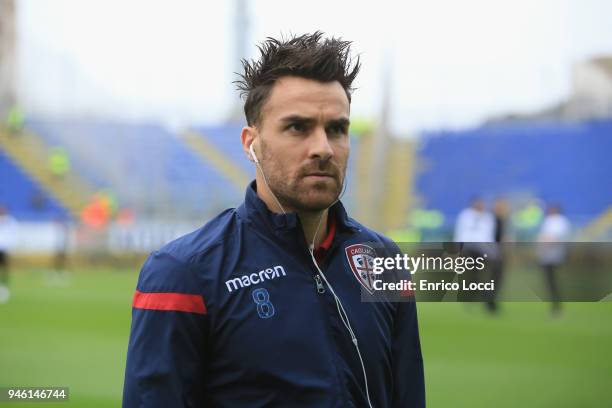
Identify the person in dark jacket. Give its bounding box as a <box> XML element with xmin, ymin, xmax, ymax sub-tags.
<box><xmin>486</xmin><ymin>198</ymin><xmax>509</xmax><ymax>313</ymax></box>
<box><xmin>123</xmin><ymin>32</ymin><xmax>425</xmax><ymax>408</ymax></box>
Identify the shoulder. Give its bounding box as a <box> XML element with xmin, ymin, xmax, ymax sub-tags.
<box><xmin>347</xmin><ymin>217</ymin><xmax>402</xmax><ymax>254</ymax></box>
<box><xmin>548</xmin><ymin>215</ymin><xmax>571</xmax><ymax>233</ymax></box>
<box><xmin>159</xmin><ymin>208</ymin><xmax>239</xmax><ymax>262</ymax></box>
<box><xmin>557</xmin><ymin>214</ymin><xmax>571</xmax><ymax>227</ymax></box>
<box><xmin>137</xmin><ymin>208</ymin><xmax>240</xmax><ymax>291</ymax></box>
<box><xmin>0</xmin><ymin>215</ymin><xmax>18</xmax><ymax>226</ymax></box>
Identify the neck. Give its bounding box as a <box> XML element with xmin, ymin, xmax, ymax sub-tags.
<box><xmin>299</xmin><ymin>209</ymin><xmax>328</xmax><ymax>249</ymax></box>
<box><xmin>254</xmin><ymin>178</ymin><xmax>329</xmax><ymax>248</ymax></box>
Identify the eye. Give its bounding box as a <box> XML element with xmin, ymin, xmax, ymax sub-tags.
<box><xmin>328</xmin><ymin>124</ymin><xmax>348</xmax><ymax>136</ymax></box>
<box><xmin>287</xmin><ymin>122</ymin><xmax>307</xmax><ymax>133</ymax></box>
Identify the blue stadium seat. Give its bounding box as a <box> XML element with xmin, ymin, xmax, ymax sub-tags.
<box><xmin>193</xmin><ymin>124</ymin><xmax>254</xmax><ymax>176</ymax></box>
<box><xmin>0</xmin><ymin>149</ymin><xmax>71</xmax><ymax>221</ymax></box>
<box><xmin>416</xmin><ymin>120</ymin><xmax>612</xmax><ymax>227</ymax></box>
<box><xmin>26</xmin><ymin>118</ymin><xmax>243</xmax><ymax>218</ymax></box>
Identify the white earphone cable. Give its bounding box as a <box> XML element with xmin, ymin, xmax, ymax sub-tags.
<box><xmin>251</xmin><ymin>140</ymin><xmax>373</xmax><ymax>408</ymax></box>
<box><xmin>308</xmin><ymin>172</ymin><xmax>373</xmax><ymax>408</ymax></box>
<box><xmin>308</xmin><ymin>248</ymin><xmax>374</xmax><ymax>408</ymax></box>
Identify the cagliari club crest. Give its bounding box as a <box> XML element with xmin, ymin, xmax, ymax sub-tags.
<box><xmin>345</xmin><ymin>244</ymin><xmax>377</xmax><ymax>294</ymax></box>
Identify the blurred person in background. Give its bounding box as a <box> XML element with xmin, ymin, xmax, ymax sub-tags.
<box><xmin>454</xmin><ymin>197</ymin><xmax>495</xmax><ymax>243</ymax></box>
<box><xmin>6</xmin><ymin>105</ymin><xmax>24</xmax><ymax>135</ymax></box>
<box><xmin>48</xmin><ymin>146</ymin><xmax>71</xmax><ymax>179</ymax></box>
<box><xmin>486</xmin><ymin>197</ymin><xmax>509</xmax><ymax>313</ymax></box>
<box><xmin>454</xmin><ymin>197</ymin><xmax>495</xmax><ymax>303</ymax></box>
<box><xmin>0</xmin><ymin>206</ymin><xmax>18</xmax><ymax>303</ymax></box>
<box><xmin>45</xmin><ymin>216</ymin><xmax>70</xmax><ymax>286</ymax></box>
<box><xmin>123</xmin><ymin>32</ymin><xmax>424</xmax><ymax>408</ymax></box>
<box><xmin>537</xmin><ymin>204</ymin><xmax>571</xmax><ymax>316</ymax></box>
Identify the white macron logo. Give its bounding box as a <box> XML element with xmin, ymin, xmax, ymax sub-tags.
<box><xmin>225</xmin><ymin>265</ymin><xmax>287</xmax><ymax>293</ymax></box>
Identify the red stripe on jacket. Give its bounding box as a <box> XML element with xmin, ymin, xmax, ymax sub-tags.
<box><xmin>133</xmin><ymin>290</ymin><xmax>207</xmax><ymax>314</ymax></box>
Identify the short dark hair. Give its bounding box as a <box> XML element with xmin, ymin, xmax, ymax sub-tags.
<box><xmin>235</xmin><ymin>31</ymin><xmax>361</xmax><ymax>126</ymax></box>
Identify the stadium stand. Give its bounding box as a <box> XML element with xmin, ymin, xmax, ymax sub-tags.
<box><xmin>192</xmin><ymin>124</ymin><xmax>254</xmax><ymax>175</ymax></box>
<box><xmin>25</xmin><ymin>118</ymin><xmax>242</xmax><ymax>219</ymax></box>
<box><xmin>416</xmin><ymin>120</ymin><xmax>612</xmax><ymax>228</ymax></box>
<box><xmin>0</xmin><ymin>148</ymin><xmax>71</xmax><ymax>221</ymax></box>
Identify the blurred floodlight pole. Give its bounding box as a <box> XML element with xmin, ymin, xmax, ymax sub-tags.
<box><xmin>227</xmin><ymin>0</ymin><xmax>249</xmax><ymax>123</ymax></box>
<box><xmin>0</xmin><ymin>0</ymin><xmax>17</xmax><ymax>118</ymax></box>
<box><xmin>368</xmin><ymin>51</ymin><xmax>393</xmax><ymax>230</ymax></box>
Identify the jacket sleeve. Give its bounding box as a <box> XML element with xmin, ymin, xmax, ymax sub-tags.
<box><xmin>391</xmin><ymin>298</ymin><xmax>426</xmax><ymax>407</ymax></box>
<box><xmin>123</xmin><ymin>251</ymin><xmax>209</xmax><ymax>407</ymax></box>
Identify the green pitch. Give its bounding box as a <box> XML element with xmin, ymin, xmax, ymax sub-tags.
<box><xmin>0</xmin><ymin>269</ymin><xmax>611</xmax><ymax>407</ymax></box>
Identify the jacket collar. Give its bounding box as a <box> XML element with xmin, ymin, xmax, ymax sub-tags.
<box><xmin>237</xmin><ymin>180</ymin><xmax>360</xmax><ymax>235</ymax></box>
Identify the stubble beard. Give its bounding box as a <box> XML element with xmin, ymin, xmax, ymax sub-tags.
<box><xmin>260</xmin><ymin>143</ymin><xmax>346</xmax><ymax>213</ymax></box>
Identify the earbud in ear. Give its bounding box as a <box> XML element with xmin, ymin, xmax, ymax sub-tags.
<box><xmin>249</xmin><ymin>142</ymin><xmax>259</xmax><ymax>164</ymax></box>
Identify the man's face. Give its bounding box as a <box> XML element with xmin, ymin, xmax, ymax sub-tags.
<box><xmin>472</xmin><ymin>200</ymin><xmax>485</xmax><ymax>212</ymax></box>
<box><xmin>494</xmin><ymin>199</ymin><xmax>508</xmax><ymax>216</ymax></box>
<box><xmin>253</xmin><ymin>76</ymin><xmax>350</xmax><ymax>212</ymax></box>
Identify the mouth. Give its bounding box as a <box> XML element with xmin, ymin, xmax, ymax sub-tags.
<box><xmin>304</xmin><ymin>173</ymin><xmax>335</xmax><ymax>180</ymax></box>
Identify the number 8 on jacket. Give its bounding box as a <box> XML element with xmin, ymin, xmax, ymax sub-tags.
<box><xmin>251</xmin><ymin>288</ymin><xmax>275</xmax><ymax>319</ymax></box>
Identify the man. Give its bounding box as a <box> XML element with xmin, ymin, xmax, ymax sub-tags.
<box><xmin>486</xmin><ymin>197</ymin><xmax>509</xmax><ymax>313</ymax></box>
<box><xmin>537</xmin><ymin>204</ymin><xmax>571</xmax><ymax>315</ymax></box>
<box><xmin>47</xmin><ymin>216</ymin><xmax>70</xmax><ymax>286</ymax></box>
<box><xmin>454</xmin><ymin>197</ymin><xmax>495</xmax><ymax>244</ymax></box>
<box><xmin>453</xmin><ymin>197</ymin><xmax>496</xmax><ymax>303</ymax></box>
<box><xmin>123</xmin><ymin>32</ymin><xmax>425</xmax><ymax>407</ymax></box>
<box><xmin>0</xmin><ymin>206</ymin><xmax>18</xmax><ymax>304</ymax></box>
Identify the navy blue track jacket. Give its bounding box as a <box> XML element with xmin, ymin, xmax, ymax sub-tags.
<box><xmin>123</xmin><ymin>182</ymin><xmax>425</xmax><ymax>407</ymax></box>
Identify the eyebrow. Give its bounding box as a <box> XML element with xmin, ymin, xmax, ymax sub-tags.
<box><xmin>326</xmin><ymin>118</ymin><xmax>350</xmax><ymax>129</ymax></box>
<box><xmin>279</xmin><ymin>115</ymin><xmax>350</xmax><ymax>128</ymax></box>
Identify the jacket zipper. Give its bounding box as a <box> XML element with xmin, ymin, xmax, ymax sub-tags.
<box><xmin>309</xmin><ymin>233</ymin><xmax>350</xmax><ymax>295</ymax></box>
<box><xmin>313</xmin><ymin>274</ymin><xmax>326</xmax><ymax>294</ymax></box>
<box><xmin>303</xmin><ymin>237</ymin><xmax>355</xmax><ymax>406</ymax></box>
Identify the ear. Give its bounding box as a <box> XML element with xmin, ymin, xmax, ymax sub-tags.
<box><xmin>241</xmin><ymin>126</ymin><xmax>258</xmax><ymax>162</ymax></box>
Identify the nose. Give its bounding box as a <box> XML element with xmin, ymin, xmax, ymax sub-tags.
<box><xmin>308</xmin><ymin>126</ymin><xmax>333</xmax><ymax>162</ymax></box>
